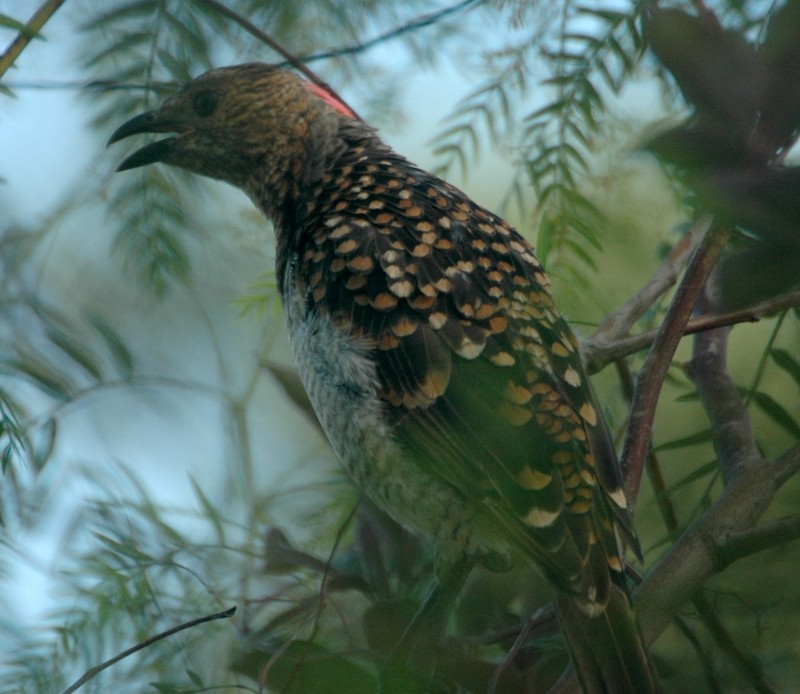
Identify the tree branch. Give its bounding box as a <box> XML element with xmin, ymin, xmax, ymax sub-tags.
<box><xmin>585</xmin><ymin>215</ymin><xmax>709</xmax><ymax>360</ymax></box>
<box><xmin>715</xmin><ymin>514</ymin><xmax>800</xmax><ymax>570</ymax></box>
<box><xmin>686</xmin><ymin>285</ymin><xmax>759</xmax><ymax>481</ymax></box>
<box><xmin>584</xmin><ymin>290</ymin><xmax>800</xmax><ymax>375</ymax></box>
<box><xmin>635</xmin><ymin>441</ymin><xmax>800</xmax><ymax>646</ymax></box>
<box><xmin>61</xmin><ymin>606</ymin><xmax>236</xmax><ymax>694</ymax></box>
<box><xmin>0</xmin><ymin>0</ymin><xmax>67</xmax><ymax>80</ymax></box>
<box><xmin>620</xmin><ymin>223</ymin><xmax>731</xmax><ymax>507</ymax></box>
<box><xmin>295</xmin><ymin>0</ymin><xmax>482</xmax><ymax>64</ymax></box>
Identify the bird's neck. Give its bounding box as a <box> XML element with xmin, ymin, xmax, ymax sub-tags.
<box><xmin>268</xmin><ymin>119</ymin><xmax>386</xmax><ymax>289</ymax></box>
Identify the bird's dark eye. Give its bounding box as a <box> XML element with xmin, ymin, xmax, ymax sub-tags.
<box><xmin>192</xmin><ymin>90</ymin><xmax>218</xmax><ymax>117</ymax></box>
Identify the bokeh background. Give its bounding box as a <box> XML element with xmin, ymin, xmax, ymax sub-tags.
<box><xmin>1</xmin><ymin>1</ymin><xmax>798</xmax><ymax>692</ymax></box>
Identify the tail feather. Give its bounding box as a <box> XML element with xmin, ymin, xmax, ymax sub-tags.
<box><xmin>554</xmin><ymin>586</ymin><xmax>659</xmax><ymax>694</ymax></box>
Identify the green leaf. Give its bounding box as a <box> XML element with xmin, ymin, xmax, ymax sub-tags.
<box><xmin>234</xmin><ymin>640</ymin><xmax>375</xmax><ymax>694</ymax></box>
<box><xmin>750</xmin><ymin>391</ymin><xmax>800</xmax><ymax>438</ymax></box>
<box><xmin>5</xmin><ymin>354</ymin><xmax>74</xmax><ymax>400</ymax></box>
<box><xmin>80</xmin><ymin>0</ymin><xmax>159</xmax><ymax>32</ymax></box>
<box><xmin>771</xmin><ymin>348</ymin><xmax>800</xmax><ymax>390</ymax></box>
<box><xmin>667</xmin><ymin>460</ymin><xmax>718</xmax><ymax>494</ymax></box>
<box><xmin>653</xmin><ymin>428</ymin><xmax>713</xmax><ymax>452</ymax></box>
<box><xmin>190</xmin><ymin>478</ymin><xmax>225</xmax><ymax>544</ymax></box>
<box><xmin>93</xmin><ymin>532</ymin><xmax>151</xmax><ymax>562</ymax></box>
<box><xmin>90</xmin><ymin>315</ymin><xmax>134</xmax><ymax>379</ymax></box>
<box><xmin>33</xmin><ymin>418</ymin><xmax>56</xmax><ymax>472</ymax></box>
<box><xmin>46</xmin><ymin>326</ymin><xmax>104</xmax><ymax>382</ymax></box>
<box><xmin>0</xmin><ymin>14</ymin><xmax>43</xmax><ymax>38</ymax></box>
<box><xmin>186</xmin><ymin>668</ymin><xmax>203</xmax><ymax>686</ymax></box>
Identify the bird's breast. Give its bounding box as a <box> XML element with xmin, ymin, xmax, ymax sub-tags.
<box><xmin>282</xmin><ymin>256</ymin><xmax>387</xmax><ymax>485</ymax></box>
<box><xmin>280</xmin><ymin>255</ymin><xmax>494</xmax><ymax>566</ymax></box>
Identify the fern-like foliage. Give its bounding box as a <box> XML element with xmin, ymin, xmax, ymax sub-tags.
<box><xmin>430</xmin><ymin>2</ymin><xmax>645</xmax><ymax>286</ymax></box>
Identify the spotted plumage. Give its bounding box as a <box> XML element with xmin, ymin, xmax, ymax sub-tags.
<box><xmin>109</xmin><ymin>63</ymin><xmax>658</xmax><ymax>692</ymax></box>
<box><xmin>289</xmin><ymin>137</ymin><xmax>634</xmax><ymax>607</ymax></box>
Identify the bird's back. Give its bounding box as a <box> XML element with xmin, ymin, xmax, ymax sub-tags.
<box><xmin>279</xmin><ymin>124</ymin><xmax>631</xmax><ymax>612</ymax></box>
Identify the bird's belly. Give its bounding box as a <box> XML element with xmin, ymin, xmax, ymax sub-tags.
<box><xmin>282</xmin><ymin>274</ymin><xmax>491</xmax><ymax>565</ymax></box>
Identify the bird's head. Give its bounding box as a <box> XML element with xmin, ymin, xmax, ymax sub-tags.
<box><xmin>108</xmin><ymin>63</ymin><xmax>359</xmax><ymax>218</ymax></box>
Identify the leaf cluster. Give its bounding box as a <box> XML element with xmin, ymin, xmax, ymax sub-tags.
<box><xmin>644</xmin><ymin>3</ymin><xmax>800</xmax><ymax>309</ymax></box>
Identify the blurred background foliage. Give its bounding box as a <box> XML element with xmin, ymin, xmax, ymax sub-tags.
<box><xmin>0</xmin><ymin>0</ymin><xmax>798</xmax><ymax>692</ymax></box>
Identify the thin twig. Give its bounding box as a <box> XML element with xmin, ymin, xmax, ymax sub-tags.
<box><xmin>672</xmin><ymin>615</ymin><xmax>724</xmax><ymax>694</ymax></box>
<box><xmin>615</xmin><ymin>360</ymin><xmax>679</xmax><ymax>531</ymax></box>
<box><xmin>0</xmin><ymin>0</ymin><xmax>67</xmax><ymax>80</ymax></box>
<box><xmin>61</xmin><ymin>606</ymin><xmax>236</xmax><ymax>694</ymax></box>
<box><xmin>585</xmin><ymin>290</ymin><xmax>800</xmax><ymax>375</ymax></box>
<box><xmin>5</xmin><ymin>1</ymin><xmax>482</xmax><ymax>94</ymax></box>
<box><xmin>716</xmin><ymin>514</ymin><xmax>800</xmax><ymax>570</ymax></box>
<box><xmin>620</xmin><ymin>223</ymin><xmax>731</xmax><ymax>507</ymax></box>
<box><xmin>294</xmin><ymin>0</ymin><xmax>481</xmax><ymax>64</ymax></box>
<box><xmin>617</xmin><ymin>338</ymin><xmax>757</xmax><ymax>686</ymax></box>
<box><xmin>586</xmin><ymin>215</ymin><xmax>709</xmax><ymax>353</ymax></box>
<box><xmin>194</xmin><ymin>0</ymin><xmax>363</xmax><ymax>121</ymax></box>
<box><xmin>487</xmin><ymin>607</ymin><xmax>550</xmax><ymax>694</ymax></box>
<box><xmin>268</xmin><ymin>504</ymin><xmax>359</xmax><ymax>692</ymax></box>
<box><xmin>692</xmin><ymin>593</ymin><xmax>775</xmax><ymax>694</ymax></box>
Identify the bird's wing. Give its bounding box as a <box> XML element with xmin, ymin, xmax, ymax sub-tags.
<box><xmin>298</xmin><ymin>150</ymin><xmax>633</xmax><ymax>601</ymax></box>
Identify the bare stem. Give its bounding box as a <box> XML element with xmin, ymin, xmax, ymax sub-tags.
<box><xmin>0</xmin><ymin>0</ymin><xmax>67</xmax><ymax>80</ymax></box>
<box><xmin>620</xmin><ymin>223</ymin><xmax>731</xmax><ymax>507</ymax></box>
<box><xmin>61</xmin><ymin>606</ymin><xmax>236</xmax><ymax>694</ymax></box>
<box><xmin>585</xmin><ymin>290</ymin><xmax>800</xmax><ymax>375</ymax></box>
<box><xmin>587</xmin><ymin>216</ymin><xmax>709</xmax><ymax>353</ymax></box>
<box><xmin>687</xmin><ymin>288</ymin><xmax>759</xmax><ymax>481</ymax></box>
<box><xmin>716</xmin><ymin>514</ymin><xmax>800</xmax><ymax>569</ymax></box>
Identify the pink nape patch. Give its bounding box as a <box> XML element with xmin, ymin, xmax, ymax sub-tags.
<box><xmin>304</xmin><ymin>82</ymin><xmax>358</xmax><ymax>119</ymax></box>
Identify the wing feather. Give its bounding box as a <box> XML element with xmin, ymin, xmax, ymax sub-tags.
<box><xmin>299</xmin><ymin>149</ymin><xmax>633</xmax><ymax>602</ymax></box>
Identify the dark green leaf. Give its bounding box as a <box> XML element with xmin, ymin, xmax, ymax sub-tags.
<box><xmin>653</xmin><ymin>428</ymin><xmax>713</xmax><ymax>452</ymax></box>
<box><xmin>750</xmin><ymin>391</ymin><xmax>800</xmax><ymax>438</ymax></box>
<box><xmin>186</xmin><ymin>669</ymin><xmax>203</xmax><ymax>686</ymax></box>
<box><xmin>667</xmin><ymin>460</ymin><xmax>718</xmax><ymax>494</ymax></box>
<box><xmin>46</xmin><ymin>327</ymin><xmax>103</xmax><ymax>382</ymax></box>
<box><xmin>89</xmin><ymin>315</ymin><xmax>134</xmax><ymax>380</ymax></box>
<box><xmin>771</xmin><ymin>348</ymin><xmax>800</xmax><ymax>390</ymax></box>
<box><xmin>0</xmin><ymin>14</ymin><xmax>43</xmax><ymax>38</ymax></box>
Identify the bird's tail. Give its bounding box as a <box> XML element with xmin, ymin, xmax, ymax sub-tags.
<box><xmin>553</xmin><ymin>585</ymin><xmax>659</xmax><ymax>694</ymax></box>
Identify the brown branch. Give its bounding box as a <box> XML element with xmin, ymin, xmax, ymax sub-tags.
<box><xmin>620</xmin><ymin>223</ymin><xmax>731</xmax><ymax>507</ymax></box>
<box><xmin>0</xmin><ymin>0</ymin><xmax>67</xmax><ymax>80</ymax></box>
<box><xmin>635</xmin><ymin>441</ymin><xmax>800</xmax><ymax>646</ymax></box>
<box><xmin>295</xmin><ymin>0</ymin><xmax>482</xmax><ymax>65</ymax></box>
<box><xmin>583</xmin><ymin>216</ymin><xmax>708</xmax><ymax>366</ymax></box>
<box><xmin>61</xmin><ymin>606</ymin><xmax>236</xmax><ymax>694</ymax></box>
<box><xmin>618</xmin><ymin>337</ymin><xmax>761</xmax><ymax>688</ymax></box>
<box><xmin>584</xmin><ymin>290</ymin><xmax>800</xmax><ymax>375</ymax></box>
<box><xmin>687</xmin><ymin>288</ymin><xmax>759</xmax><ymax>481</ymax></box>
<box><xmin>615</xmin><ymin>360</ymin><xmax>680</xmax><ymax>531</ymax></box>
<box><xmin>715</xmin><ymin>514</ymin><xmax>800</xmax><ymax>570</ymax></box>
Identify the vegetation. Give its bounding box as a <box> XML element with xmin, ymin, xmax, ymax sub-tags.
<box><xmin>1</xmin><ymin>1</ymin><xmax>799</xmax><ymax>692</ymax></box>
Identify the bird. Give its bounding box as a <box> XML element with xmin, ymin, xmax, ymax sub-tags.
<box><xmin>109</xmin><ymin>62</ymin><xmax>659</xmax><ymax>693</ymax></box>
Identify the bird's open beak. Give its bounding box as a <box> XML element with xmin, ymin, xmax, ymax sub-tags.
<box><xmin>107</xmin><ymin>111</ymin><xmax>181</xmax><ymax>171</ymax></box>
